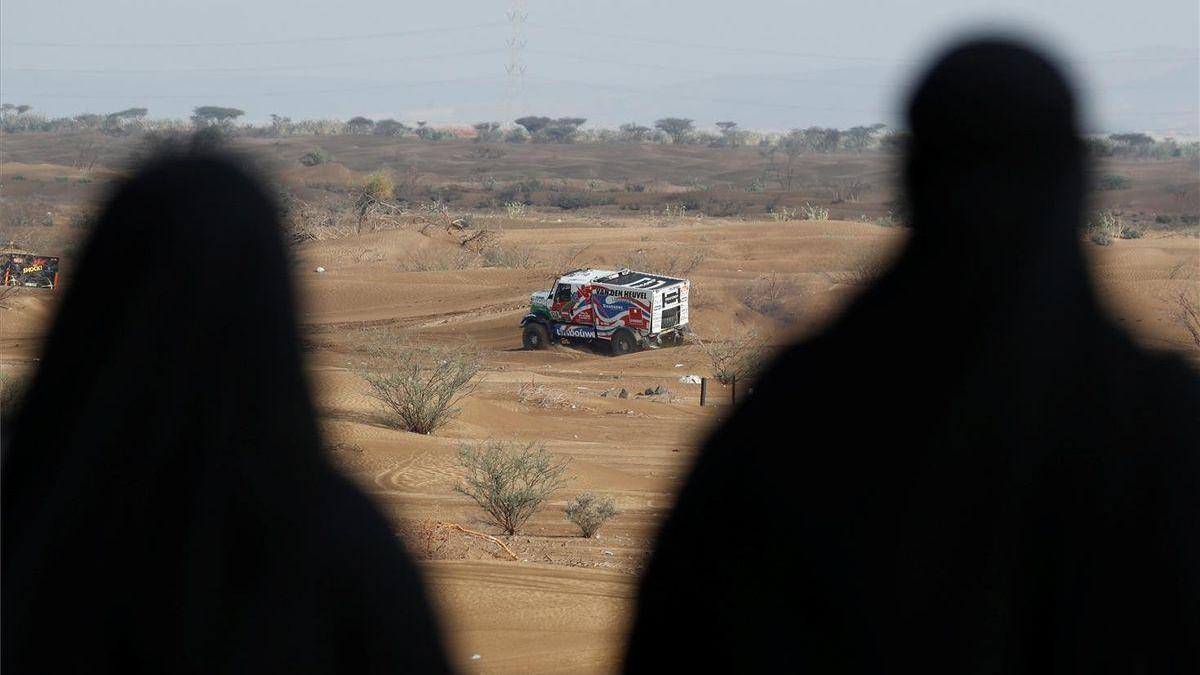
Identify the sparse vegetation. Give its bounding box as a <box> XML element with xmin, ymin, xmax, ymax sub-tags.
<box><xmin>299</xmin><ymin>148</ymin><xmax>331</xmax><ymax>166</ymax></box>
<box><xmin>1174</xmin><ymin>289</ymin><xmax>1200</xmax><ymax>350</ymax></box>
<box><xmin>565</xmin><ymin>493</ymin><xmax>619</xmax><ymax>538</ymax></box>
<box><xmin>455</xmin><ymin>439</ymin><xmax>571</xmax><ymax>535</ymax></box>
<box><xmin>358</xmin><ymin>341</ymin><xmax>481</xmax><ymax>434</ymax></box>
<box><xmin>516</xmin><ymin>380</ymin><xmax>572</xmax><ymax>409</ymax></box>
<box><xmin>690</xmin><ymin>329</ymin><xmax>769</xmax><ymax>385</ymax></box>
<box><xmin>801</xmin><ymin>202</ymin><xmax>830</xmax><ymax>221</ymax></box>
<box><xmin>740</xmin><ymin>274</ymin><xmax>801</xmax><ymax>320</ymax></box>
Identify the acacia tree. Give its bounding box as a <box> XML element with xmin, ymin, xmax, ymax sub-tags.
<box><xmin>843</xmin><ymin>123</ymin><xmax>886</xmax><ymax>152</ymax></box>
<box><xmin>345</xmin><ymin>116</ymin><xmax>375</xmax><ymax>134</ymax></box>
<box><xmin>191</xmin><ymin>106</ymin><xmax>244</xmax><ymax>128</ymax></box>
<box><xmin>655</xmin><ymin>117</ymin><xmax>694</xmax><ymax>144</ymax></box>
<box><xmin>373</xmin><ymin>119</ymin><xmax>409</xmax><ymax>136</ymax></box>
<box><xmin>619</xmin><ymin>122</ymin><xmax>651</xmax><ymax>142</ymax></box>
<box><xmin>472</xmin><ymin>121</ymin><xmax>502</xmax><ymax>143</ymax></box>
<box><xmin>514</xmin><ymin>115</ymin><xmax>552</xmax><ymax>136</ymax></box>
<box><xmin>716</xmin><ymin>120</ymin><xmax>741</xmax><ymax>147</ymax></box>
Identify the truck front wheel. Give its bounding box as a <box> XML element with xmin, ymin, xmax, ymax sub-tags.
<box><xmin>522</xmin><ymin>322</ymin><xmax>551</xmax><ymax>350</ymax></box>
<box><xmin>610</xmin><ymin>329</ymin><xmax>637</xmax><ymax>356</ymax></box>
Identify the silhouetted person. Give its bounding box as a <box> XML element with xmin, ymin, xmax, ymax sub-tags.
<box><xmin>626</xmin><ymin>38</ymin><xmax>1198</xmax><ymax>673</ymax></box>
<box><xmin>2</xmin><ymin>154</ymin><xmax>451</xmax><ymax>673</ymax></box>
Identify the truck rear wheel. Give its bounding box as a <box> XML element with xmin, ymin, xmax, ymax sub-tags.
<box><xmin>610</xmin><ymin>329</ymin><xmax>637</xmax><ymax>356</ymax></box>
<box><xmin>522</xmin><ymin>322</ymin><xmax>551</xmax><ymax>350</ymax></box>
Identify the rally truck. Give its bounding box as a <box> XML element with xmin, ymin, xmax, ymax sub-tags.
<box><xmin>521</xmin><ymin>268</ymin><xmax>690</xmax><ymax>355</ymax></box>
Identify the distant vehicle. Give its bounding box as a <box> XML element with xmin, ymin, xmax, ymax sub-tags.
<box><xmin>1</xmin><ymin>252</ymin><xmax>60</xmax><ymax>289</ymax></box>
<box><xmin>521</xmin><ymin>268</ymin><xmax>690</xmax><ymax>355</ymax></box>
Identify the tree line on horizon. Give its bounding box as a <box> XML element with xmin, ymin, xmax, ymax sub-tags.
<box><xmin>1</xmin><ymin>103</ymin><xmax>1196</xmax><ymax>160</ymax></box>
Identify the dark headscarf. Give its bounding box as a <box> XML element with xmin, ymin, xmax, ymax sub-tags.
<box><xmin>625</xmin><ymin>38</ymin><xmax>1199</xmax><ymax>673</ymax></box>
<box><xmin>3</xmin><ymin>154</ymin><xmax>450</xmax><ymax>673</ymax></box>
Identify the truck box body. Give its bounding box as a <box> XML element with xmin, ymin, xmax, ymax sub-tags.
<box><xmin>527</xmin><ymin>268</ymin><xmax>690</xmax><ymax>344</ymax></box>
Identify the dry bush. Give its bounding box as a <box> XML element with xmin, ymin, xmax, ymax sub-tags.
<box><xmin>740</xmin><ymin>274</ymin><xmax>800</xmax><ymax>320</ymax></box>
<box><xmin>400</xmin><ymin>519</ymin><xmax>452</xmax><ymax>560</ymax></box>
<box><xmin>824</xmin><ymin>257</ymin><xmax>887</xmax><ymax>286</ymax></box>
<box><xmin>516</xmin><ymin>380</ymin><xmax>572</xmax><ymax>409</ymax></box>
<box><xmin>455</xmin><ymin>439</ymin><xmax>571</xmax><ymax>535</ymax></box>
<box><xmin>399</xmin><ymin>247</ymin><xmax>477</xmax><ymax>272</ymax></box>
<box><xmin>690</xmin><ymin>329</ymin><xmax>769</xmax><ymax>385</ymax></box>
<box><xmin>564</xmin><ymin>493</ymin><xmax>619</xmax><ymax>538</ymax></box>
<box><xmin>481</xmin><ymin>243</ymin><xmax>541</xmax><ymax>269</ymax></box>
<box><xmin>1175</xmin><ymin>289</ymin><xmax>1200</xmax><ymax>350</ymax></box>
<box><xmin>621</xmin><ymin>250</ymin><xmax>705</xmax><ymax>277</ymax></box>
<box><xmin>801</xmin><ymin>202</ymin><xmax>830</xmax><ymax>221</ymax></box>
<box><xmin>357</xmin><ymin>341</ymin><xmax>481</xmax><ymax>434</ymax></box>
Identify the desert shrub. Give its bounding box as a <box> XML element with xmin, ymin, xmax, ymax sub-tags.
<box><xmin>741</xmin><ymin>274</ymin><xmax>801</xmax><ymax>320</ymax></box>
<box><xmin>690</xmin><ymin>329</ymin><xmax>769</xmax><ymax>385</ymax></box>
<box><xmin>625</xmin><ymin>182</ymin><xmax>646</xmax><ymax>192</ymax></box>
<box><xmin>358</xmin><ymin>342</ymin><xmax>481</xmax><ymax>434</ymax></box>
<box><xmin>300</xmin><ymin>148</ymin><xmax>330</xmax><ymax>166</ymax></box>
<box><xmin>549</xmin><ymin>192</ymin><xmax>612</xmax><ymax>210</ymax></box>
<box><xmin>1119</xmin><ymin>225</ymin><xmax>1144</xmax><ymax>239</ymax></box>
<box><xmin>770</xmin><ymin>207</ymin><xmax>799</xmax><ymax>222</ymax></box>
<box><xmin>516</xmin><ymin>380</ymin><xmax>571</xmax><ymax>408</ymax></box>
<box><xmin>481</xmin><ymin>244</ymin><xmax>540</xmax><ymax>269</ymax></box>
<box><xmin>504</xmin><ymin>201</ymin><xmax>527</xmax><ymax>217</ymax></box>
<box><xmin>1175</xmin><ymin>289</ymin><xmax>1200</xmax><ymax>350</ymax></box>
<box><xmin>1095</xmin><ymin>174</ymin><xmax>1132</xmax><ymax>191</ymax></box>
<box><xmin>1087</xmin><ymin>210</ymin><xmax>1123</xmax><ymax>246</ymax></box>
<box><xmin>399</xmin><ymin>247</ymin><xmax>477</xmax><ymax>271</ymax></box>
<box><xmin>661</xmin><ymin>203</ymin><xmax>687</xmax><ymax>219</ymax></box>
<box><xmin>620</xmin><ymin>250</ymin><xmax>705</xmax><ymax>277</ymax></box>
<box><xmin>801</xmin><ymin>202</ymin><xmax>830</xmax><ymax>221</ymax></box>
<box><xmin>564</xmin><ymin>493</ymin><xmax>619</xmax><ymax>538</ymax></box>
<box><xmin>455</xmin><ymin>439</ymin><xmax>570</xmax><ymax>535</ymax></box>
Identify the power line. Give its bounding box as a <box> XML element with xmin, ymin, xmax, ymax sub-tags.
<box><xmin>3</xmin><ymin>21</ymin><xmax>506</xmax><ymax>48</ymax></box>
<box><xmin>0</xmin><ymin>74</ymin><xmax>502</xmax><ymax>100</ymax></box>
<box><xmin>0</xmin><ymin>48</ymin><xmax>507</xmax><ymax>75</ymax></box>
<box><xmin>530</xmin><ymin>23</ymin><xmax>1199</xmax><ymax>66</ymax></box>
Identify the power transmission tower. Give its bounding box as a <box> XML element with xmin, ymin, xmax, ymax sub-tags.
<box><xmin>505</xmin><ymin>0</ymin><xmax>528</xmax><ymax>124</ymax></box>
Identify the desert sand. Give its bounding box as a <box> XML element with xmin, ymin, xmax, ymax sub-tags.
<box><xmin>1</xmin><ymin>215</ymin><xmax>1196</xmax><ymax>674</ymax></box>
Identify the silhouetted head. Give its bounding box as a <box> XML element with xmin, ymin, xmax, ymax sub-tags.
<box><xmin>3</xmin><ymin>153</ymin><xmax>326</xmax><ymax>648</ymax></box>
<box><xmin>904</xmin><ymin>38</ymin><xmax>1084</xmax><ymax>259</ymax></box>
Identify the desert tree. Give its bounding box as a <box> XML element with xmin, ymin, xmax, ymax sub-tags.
<box><xmin>690</xmin><ymin>329</ymin><xmax>769</xmax><ymax>385</ymax></box>
<box><xmin>373</xmin><ymin>118</ymin><xmax>409</xmax><ymax>136</ymax></box>
<box><xmin>715</xmin><ymin>120</ymin><xmax>741</xmax><ymax>147</ymax></box>
<box><xmin>514</xmin><ymin>115</ymin><xmax>552</xmax><ymax>136</ymax></box>
<box><xmin>654</xmin><ymin>117</ymin><xmax>694</xmax><ymax>144</ymax></box>
<box><xmin>190</xmin><ymin>106</ymin><xmax>244</xmax><ymax>128</ymax></box>
<box><xmin>354</xmin><ymin>170</ymin><xmax>396</xmax><ymax>232</ymax></box>
<box><xmin>564</xmin><ymin>493</ymin><xmax>619</xmax><ymax>538</ymax></box>
<box><xmin>100</xmin><ymin>107</ymin><xmax>148</xmax><ymax>136</ymax></box>
<box><xmin>540</xmin><ymin>117</ymin><xmax>587</xmax><ymax>143</ymax></box>
<box><xmin>843</xmin><ymin>124</ymin><xmax>885</xmax><ymax>152</ymax></box>
<box><xmin>619</xmin><ymin>122</ymin><xmax>652</xmax><ymax>142</ymax></box>
<box><xmin>345</xmin><ymin>116</ymin><xmax>375</xmax><ymax>134</ymax></box>
<box><xmin>357</xmin><ymin>339</ymin><xmax>482</xmax><ymax>434</ymax></box>
<box><xmin>16</xmin><ymin>105</ymin><xmax>32</xmax><ymax>114</ymax></box>
<box><xmin>472</xmin><ymin>121</ymin><xmax>502</xmax><ymax>143</ymax></box>
<box><xmin>455</xmin><ymin>439</ymin><xmax>571</xmax><ymax>535</ymax></box>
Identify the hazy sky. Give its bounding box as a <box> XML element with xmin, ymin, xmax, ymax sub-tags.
<box><xmin>2</xmin><ymin>0</ymin><xmax>1197</xmax><ymax>132</ymax></box>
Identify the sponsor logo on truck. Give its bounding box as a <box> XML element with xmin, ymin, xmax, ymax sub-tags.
<box><xmin>554</xmin><ymin>324</ymin><xmax>597</xmax><ymax>339</ymax></box>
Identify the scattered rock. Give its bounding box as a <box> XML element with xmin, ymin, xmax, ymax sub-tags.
<box><xmin>674</xmin><ymin>363</ymin><xmax>684</xmax><ymax>368</ymax></box>
<box><xmin>679</xmin><ymin>375</ymin><xmax>702</xmax><ymax>384</ymax></box>
<box><xmin>617</xmin><ymin>388</ymin><xmax>628</xmax><ymax>399</ymax></box>
<box><xmin>471</xmin><ymin>654</ymin><xmax>482</xmax><ymax>661</ymax></box>
<box><xmin>653</xmin><ymin>385</ymin><xmax>666</xmax><ymax>395</ymax></box>
<box><xmin>643</xmin><ymin>387</ymin><xmax>655</xmax><ymax>396</ymax></box>
<box><xmin>603</xmin><ymin>550</ymin><xmax>614</xmax><ymax>556</ymax></box>
<box><xmin>314</xmin><ymin>266</ymin><xmax>326</xmax><ymax>273</ymax></box>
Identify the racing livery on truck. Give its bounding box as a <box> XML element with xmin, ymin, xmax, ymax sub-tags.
<box><xmin>521</xmin><ymin>268</ymin><xmax>689</xmax><ymax>355</ymax></box>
